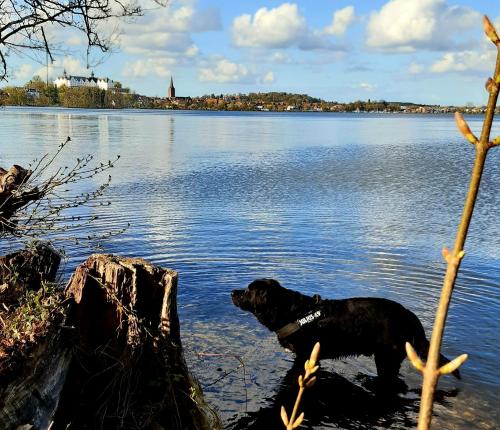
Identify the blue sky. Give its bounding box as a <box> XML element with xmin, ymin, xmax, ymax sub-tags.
<box><xmin>5</xmin><ymin>0</ymin><xmax>500</xmax><ymax>105</ymax></box>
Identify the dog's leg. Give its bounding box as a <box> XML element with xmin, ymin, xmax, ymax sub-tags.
<box><xmin>373</xmin><ymin>349</ymin><xmax>408</xmax><ymax>392</ymax></box>
<box><xmin>374</xmin><ymin>349</ymin><xmax>404</xmax><ymax>380</ymax></box>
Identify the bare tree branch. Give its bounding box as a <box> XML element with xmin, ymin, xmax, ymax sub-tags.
<box><xmin>0</xmin><ymin>137</ymin><xmax>128</xmax><ymax>247</ymax></box>
<box><xmin>0</xmin><ymin>0</ymin><xmax>168</xmax><ymax>79</ymax></box>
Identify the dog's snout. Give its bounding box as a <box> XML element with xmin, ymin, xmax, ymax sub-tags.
<box><xmin>231</xmin><ymin>288</ymin><xmax>245</xmax><ymax>296</ymax></box>
<box><xmin>231</xmin><ymin>289</ymin><xmax>249</xmax><ymax>310</ymax></box>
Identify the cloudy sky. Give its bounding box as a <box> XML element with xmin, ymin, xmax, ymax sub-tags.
<box><xmin>6</xmin><ymin>0</ymin><xmax>500</xmax><ymax>105</ymax></box>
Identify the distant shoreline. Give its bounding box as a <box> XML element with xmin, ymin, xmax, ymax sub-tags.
<box><xmin>1</xmin><ymin>104</ymin><xmax>490</xmax><ymax>115</ymax></box>
<box><xmin>1</xmin><ymin>85</ymin><xmax>494</xmax><ymax>114</ymax></box>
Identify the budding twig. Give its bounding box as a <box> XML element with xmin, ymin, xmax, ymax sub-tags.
<box><xmin>412</xmin><ymin>15</ymin><xmax>500</xmax><ymax>430</ymax></box>
<box><xmin>407</xmin><ymin>341</ymin><xmax>468</xmax><ymax>377</ymax></box>
<box><xmin>438</xmin><ymin>354</ymin><xmax>468</xmax><ymax>376</ymax></box>
<box><xmin>483</xmin><ymin>16</ymin><xmax>500</xmax><ymax>46</ymax></box>
<box><xmin>455</xmin><ymin>112</ymin><xmax>478</xmax><ymax>144</ymax></box>
<box><xmin>281</xmin><ymin>342</ymin><xmax>320</xmax><ymax>430</ymax></box>
<box><xmin>405</xmin><ymin>342</ymin><xmax>425</xmax><ymax>373</ymax></box>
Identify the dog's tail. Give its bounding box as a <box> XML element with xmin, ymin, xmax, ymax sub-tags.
<box><xmin>413</xmin><ymin>338</ymin><xmax>461</xmax><ymax>380</ymax></box>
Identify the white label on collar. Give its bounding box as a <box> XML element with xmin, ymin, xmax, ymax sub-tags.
<box><xmin>297</xmin><ymin>310</ymin><xmax>321</xmax><ymax>327</ymax></box>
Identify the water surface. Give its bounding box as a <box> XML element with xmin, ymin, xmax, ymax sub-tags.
<box><xmin>1</xmin><ymin>107</ymin><xmax>499</xmax><ymax>429</ymax></box>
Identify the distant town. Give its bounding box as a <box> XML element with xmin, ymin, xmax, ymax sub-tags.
<box><xmin>1</xmin><ymin>71</ymin><xmax>498</xmax><ymax>114</ymax></box>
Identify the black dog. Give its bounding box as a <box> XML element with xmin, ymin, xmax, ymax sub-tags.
<box><xmin>231</xmin><ymin>279</ymin><xmax>460</xmax><ymax>381</ymax></box>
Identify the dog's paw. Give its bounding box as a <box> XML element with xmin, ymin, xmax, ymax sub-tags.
<box><xmin>377</xmin><ymin>377</ymin><xmax>408</xmax><ymax>394</ymax></box>
<box><xmin>361</xmin><ymin>376</ymin><xmax>408</xmax><ymax>394</ymax></box>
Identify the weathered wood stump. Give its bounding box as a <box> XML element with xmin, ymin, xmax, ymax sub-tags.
<box><xmin>0</xmin><ymin>253</ymin><xmax>219</xmax><ymax>430</ymax></box>
<box><xmin>0</xmin><ymin>165</ymin><xmax>30</xmax><ymax>195</ymax></box>
<box><xmin>0</xmin><ymin>165</ymin><xmax>41</xmax><ymax>233</ymax></box>
<box><xmin>56</xmin><ymin>254</ymin><xmax>218</xmax><ymax>429</ymax></box>
<box><xmin>0</xmin><ymin>241</ymin><xmax>61</xmax><ymax>302</ymax></box>
<box><xmin>0</xmin><ymin>243</ymin><xmax>66</xmax><ymax>430</ymax></box>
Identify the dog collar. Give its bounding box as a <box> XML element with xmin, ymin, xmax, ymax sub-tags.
<box><xmin>276</xmin><ymin>310</ymin><xmax>322</xmax><ymax>339</ymax></box>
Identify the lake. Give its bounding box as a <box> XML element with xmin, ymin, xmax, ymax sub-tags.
<box><xmin>0</xmin><ymin>107</ymin><xmax>499</xmax><ymax>429</ymax></box>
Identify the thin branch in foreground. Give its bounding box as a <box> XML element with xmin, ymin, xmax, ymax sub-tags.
<box><xmin>406</xmin><ymin>15</ymin><xmax>500</xmax><ymax>430</ymax></box>
<box><xmin>281</xmin><ymin>342</ymin><xmax>320</xmax><ymax>430</ymax></box>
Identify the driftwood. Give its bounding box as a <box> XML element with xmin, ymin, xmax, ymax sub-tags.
<box><xmin>0</xmin><ymin>165</ymin><xmax>30</xmax><ymax>195</ymax></box>
<box><xmin>0</xmin><ymin>165</ymin><xmax>41</xmax><ymax>233</ymax></box>
<box><xmin>0</xmin><ymin>252</ymin><xmax>219</xmax><ymax>429</ymax></box>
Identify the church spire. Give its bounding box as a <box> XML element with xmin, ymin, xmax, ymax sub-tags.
<box><xmin>168</xmin><ymin>75</ymin><xmax>176</xmax><ymax>99</ymax></box>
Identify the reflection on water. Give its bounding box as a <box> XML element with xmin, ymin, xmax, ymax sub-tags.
<box><xmin>0</xmin><ymin>107</ymin><xmax>499</xmax><ymax>429</ymax></box>
<box><xmin>227</xmin><ymin>364</ymin><xmax>426</xmax><ymax>430</ymax></box>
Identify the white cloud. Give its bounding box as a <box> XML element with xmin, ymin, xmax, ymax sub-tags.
<box><xmin>55</xmin><ymin>57</ymin><xmax>88</xmax><ymax>75</ymax></box>
<box><xmin>121</xmin><ymin>32</ymin><xmax>197</xmax><ymax>57</ymax></box>
<box><xmin>324</xmin><ymin>6</ymin><xmax>355</xmax><ymax>36</ymax></box>
<box><xmin>430</xmin><ymin>49</ymin><xmax>496</xmax><ymax>73</ymax></box>
<box><xmin>199</xmin><ymin>59</ymin><xmax>255</xmax><ymax>84</ymax></box>
<box><xmin>14</xmin><ymin>64</ymin><xmax>33</xmax><ymax>81</ymax></box>
<box><xmin>66</xmin><ymin>35</ymin><xmax>84</xmax><ymax>46</ymax></box>
<box><xmin>262</xmin><ymin>71</ymin><xmax>275</xmax><ymax>83</ymax></box>
<box><xmin>366</xmin><ymin>0</ymin><xmax>480</xmax><ymax>52</ymax></box>
<box><xmin>233</xmin><ymin>3</ymin><xmax>306</xmax><ymax>48</ymax></box>
<box><xmin>408</xmin><ymin>62</ymin><xmax>424</xmax><ymax>74</ymax></box>
<box><xmin>232</xmin><ymin>3</ymin><xmax>339</xmax><ymax>50</ymax></box>
<box><xmin>358</xmin><ymin>82</ymin><xmax>377</xmax><ymax>91</ymax></box>
<box><xmin>35</xmin><ymin>56</ymin><xmax>88</xmax><ymax>80</ymax></box>
<box><xmin>41</xmin><ymin>22</ymin><xmax>80</xmax><ymax>46</ymax></box>
<box><xmin>118</xmin><ymin>2</ymin><xmax>221</xmax><ymax>58</ymax></box>
<box><xmin>123</xmin><ymin>58</ymin><xmax>175</xmax><ymax>78</ymax></box>
<box><xmin>270</xmin><ymin>52</ymin><xmax>292</xmax><ymax>63</ymax></box>
<box><xmin>159</xmin><ymin>4</ymin><xmax>221</xmax><ymax>33</ymax></box>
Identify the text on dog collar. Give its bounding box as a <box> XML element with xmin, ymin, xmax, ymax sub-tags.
<box><xmin>276</xmin><ymin>310</ymin><xmax>322</xmax><ymax>339</ymax></box>
<box><xmin>298</xmin><ymin>310</ymin><xmax>321</xmax><ymax>326</ymax></box>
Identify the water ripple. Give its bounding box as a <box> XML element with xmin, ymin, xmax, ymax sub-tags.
<box><xmin>1</xmin><ymin>109</ymin><xmax>498</xmax><ymax>429</ymax></box>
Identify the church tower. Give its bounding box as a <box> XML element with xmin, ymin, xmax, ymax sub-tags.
<box><xmin>168</xmin><ymin>76</ymin><xmax>176</xmax><ymax>99</ymax></box>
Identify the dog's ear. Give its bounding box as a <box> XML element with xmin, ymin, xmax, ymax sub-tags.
<box><xmin>267</xmin><ymin>279</ymin><xmax>282</xmax><ymax>288</ymax></box>
<box><xmin>312</xmin><ymin>294</ymin><xmax>322</xmax><ymax>304</ymax></box>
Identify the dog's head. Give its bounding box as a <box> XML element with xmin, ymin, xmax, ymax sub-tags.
<box><xmin>231</xmin><ymin>278</ymin><xmax>309</xmax><ymax>331</ymax></box>
<box><xmin>231</xmin><ymin>278</ymin><xmax>281</xmax><ymax>310</ymax></box>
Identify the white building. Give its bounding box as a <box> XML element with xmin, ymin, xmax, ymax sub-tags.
<box><xmin>54</xmin><ymin>70</ymin><xmax>117</xmax><ymax>91</ymax></box>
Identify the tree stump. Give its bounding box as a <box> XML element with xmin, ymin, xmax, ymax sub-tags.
<box><xmin>0</xmin><ymin>241</ymin><xmax>61</xmax><ymax>303</ymax></box>
<box><xmin>0</xmin><ymin>242</ymin><xmax>65</xmax><ymax>430</ymax></box>
<box><xmin>0</xmin><ymin>252</ymin><xmax>219</xmax><ymax>430</ymax></box>
<box><xmin>55</xmin><ymin>254</ymin><xmax>219</xmax><ymax>429</ymax></box>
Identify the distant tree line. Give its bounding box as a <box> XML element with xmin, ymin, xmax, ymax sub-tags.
<box><xmin>186</xmin><ymin>93</ymin><xmax>408</xmax><ymax>112</ymax></box>
<box><xmin>245</xmin><ymin>92</ymin><xmax>322</xmax><ymax>104</ymax></box>
<box><xmin>2</xmin><ymin>82</ymin><xmax>495</xmax><ymax>113</ymax></box>
<box><xmin>340</xmin><ymin>99</ymin><xmax>402</xmax><ymax>112</ymax></box>
<box><xmin>0</xmin><ymin>76</ymin><xmax>140</xmax><ymax>108</ymax></box>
